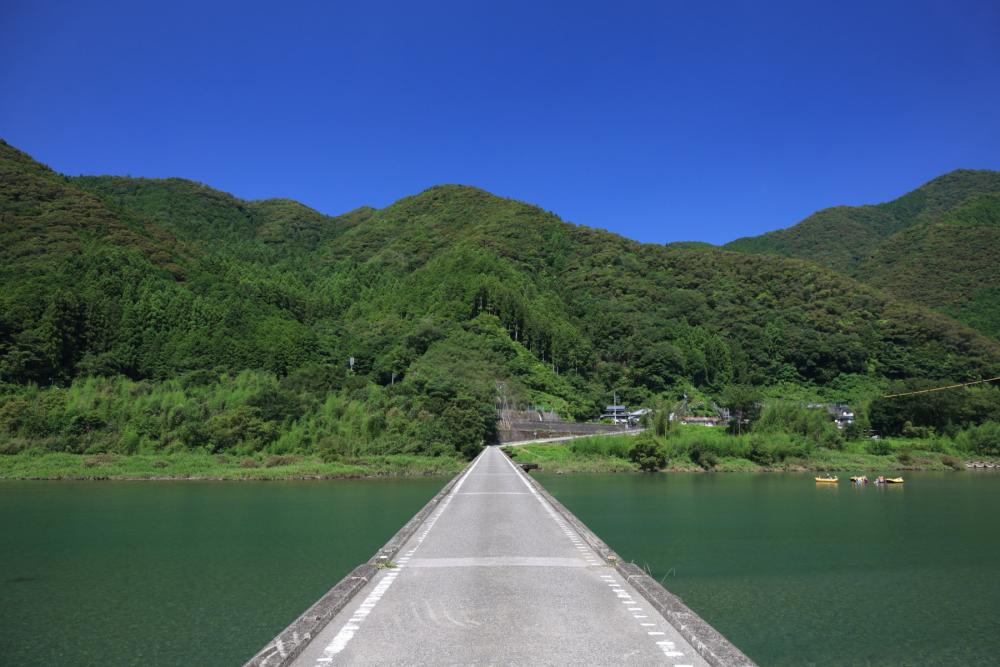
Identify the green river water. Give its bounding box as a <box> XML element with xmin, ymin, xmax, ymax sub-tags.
<box><xmin>0</xmin><ymin>479</ymin><xmax>444</xmax><ymax>666</ymax></box>
<box><xmin>540</xmin><ymin>471</ymin><xmax>1000</xmax><ymax>666</ymax></box>
<box><xmin>1</xmin><ymin>471</ymin><xmax>997</xmax><ymax>665</ymax></box>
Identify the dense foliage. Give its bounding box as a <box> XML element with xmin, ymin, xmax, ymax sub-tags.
<box><xmin>726</xmin><ymin>170</ymin><xmax>1000</xmax><ymax>339</ymax></box>
<box><xmin>2</xmin><ymin>140</ymin><xmax>999</xmax><ymax>458</ymax></box>
<box><xmin>869</xmin><ymin>381</ymin><xmax>1000</xmax><ymax>438</ymax></box>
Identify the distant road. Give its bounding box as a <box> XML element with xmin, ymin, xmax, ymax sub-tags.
<box><xmin>503</xmin><ymin>427</ymin><xmax>646</xmax><ymax>447</ymax></box>
<box><xmin>289</xmin><ymin>446</ymin><xmax>708</xmax><ymax>665</ymax></box>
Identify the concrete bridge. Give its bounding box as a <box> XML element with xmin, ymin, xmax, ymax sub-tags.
<box><xmin>245</xmin><ymin>446</ymin><xmax>755</xmax><ymax>666</ymax></box>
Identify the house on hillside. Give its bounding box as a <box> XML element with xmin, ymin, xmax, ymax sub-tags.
<box><xmin>830</xmin><ymin>405</ymin><xmax>855</xmax><ymax>429</ymax></box>
<box><xmin>628</xmin><ymin>408</ymin><xmax>651</xmax><ymax>425</ymax></box>
<box><xmin>601</xmin><ymin>404</ymin><xmax>630</xmax><ymax>423</ymax></box>
<box><xmin>807</xmin><ymin>403</ymin><xmax>855</xmax><ymax>429</ymax></box>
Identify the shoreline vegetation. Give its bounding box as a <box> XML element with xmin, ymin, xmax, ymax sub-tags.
<box><xmin>3</xmin><ymin>429</ymin><xmax>998</xmax><ymax>480</ymax></box>
<box><xmin>503</xmin><ymin>428</ymin><xmax>1000</xmax><ymax>475</ymax></box>
<box><xmin>0</xmin><ymin>452</ymin><xmax>464</xmax><ymax>481</ymax></box>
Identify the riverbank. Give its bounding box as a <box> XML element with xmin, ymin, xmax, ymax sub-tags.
<box><xmin>504</xmin><ymin>435</ymin><xmax>998</xmax><ymax>474</ymax></box>
<box><xmin>4</xmin><ymin>437</ymin><xmax>996</xmax><ymax>480</ymax></box>
<box><xmin>0</xmin><ymin>452</ymin><xmax>465</xmax><ymax>480</ymax></box>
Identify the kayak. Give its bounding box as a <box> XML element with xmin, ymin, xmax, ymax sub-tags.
<box><xmin>885</xmin><ymin>477</ymin><xmax>904</xmax><ymax>484</ymax></box>
<box><xmin>815</xmin><ymin>477</ymin><xmax>838</xmax><ymax>483</ymax></box>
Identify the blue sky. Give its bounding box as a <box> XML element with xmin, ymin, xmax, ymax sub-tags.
<box><xmin>2</xmin><ymin>1</ymin><xmax>998</xmax><ymax>245</ymax></box>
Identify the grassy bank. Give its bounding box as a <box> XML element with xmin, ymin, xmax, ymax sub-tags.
<box><xmin>5</xmin><ymin>425</ymin><xmax>996</xmax><ymax>480</ymax></box>
<box><xmin>504</xmin><ymin>429</ymin><xmax>997</xmax><ymax>474</ymax></box>
<box><xmin>0</xmin><ymin>452</ymin><xmax>465</xmax><ymax>480</ymax></box>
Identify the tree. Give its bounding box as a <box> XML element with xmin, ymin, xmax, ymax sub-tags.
<box><xmin>628</xmin><ymin>436</ymin><xmax>666</xmax><ymax>471</ymax></box>
<box><xmin>720</xmin><ymin>384</ymin><xmax>763</xmax><ymax>435</ymax></box>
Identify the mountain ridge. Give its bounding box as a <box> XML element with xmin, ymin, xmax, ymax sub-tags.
<box><xmin>2</xmin><ymin>139</ymin><xmax>998</xmax><ymax>458</ymax></box>
<box><xmin>725</xmin><ymin>168</ymin><xmax>1000</xmax><ymax>338</ymax></box>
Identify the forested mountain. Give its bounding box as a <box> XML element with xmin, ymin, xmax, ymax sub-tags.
<box><xmin>2</xmin><ymin>139</ymin><xmax>999</xmax><ymax>457</ymax></box>
<box><xmin>725</xmin><ymin>170</ymin><xmax>1000</xmax><ymax>338</ymax></box>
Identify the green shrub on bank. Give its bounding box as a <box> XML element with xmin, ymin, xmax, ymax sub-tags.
<box><xmin>754</xmin><ymin>402</ymin><xmax>842</xmax><ymax>449</ymax></box>
<box><xmin>628</xmin><ymin>436</ymin><xmax>667</xmax><ymax>471</ymax></box>
<box><xmin>688</xmin><ymin>441</ymin><xmax>717</xmax><ymax>469</ymax></box>
<box><xmin>867</xmin><ymin>439</ymin><xmax>892</xmax><ymax>455</ymax></box>
<box><xmin>746</xmin><ymin>433</ymin><xmax>811</xmax><ymax>466</ymax></box>
<box><xmin>954</xmin><ymin>421</ymin><xmax>1000</xmax><ymax>456</ymax></box>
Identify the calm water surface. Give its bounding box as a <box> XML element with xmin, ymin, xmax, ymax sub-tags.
<box><xmin>538</xmin><ymin>471</ymin><xmax>1000</xmax><ymax>666</ymax></box>
<box><xmin>0</xmin><ymin>479</ymin><xmax>444</xmax><ymax>666</ymax></box>
<box><xmin>3</xmin><ymin>473</ymin><xmax>998</xmax><ymax>666</ymax></box>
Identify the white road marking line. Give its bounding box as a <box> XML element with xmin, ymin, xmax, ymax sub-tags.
<box><xmin>648</xmin><ymin>631</ymin><xmax>666</xmax><ymax>636</ymax></box>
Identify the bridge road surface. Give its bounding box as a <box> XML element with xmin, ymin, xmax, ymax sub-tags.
<box><xmin>291</xmin><ymin>446</ymin><xmax>708</xmax><ymax>666</ymax></box>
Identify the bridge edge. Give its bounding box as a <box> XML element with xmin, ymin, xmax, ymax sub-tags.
<box><xmin>241</xmin><ymin>456</ymin><xmax>476</xmax><ymax>667</ymax></box>
<box><xmin>507</xmin><ymin>452</ymin><xmax>758</xmax><ymax>667</ymax></box>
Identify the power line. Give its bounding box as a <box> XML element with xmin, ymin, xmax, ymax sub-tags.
<box><xmin>881</xmin><ymin>376</ymin><xmax>1000</xmax><ymax>399</ymax></box>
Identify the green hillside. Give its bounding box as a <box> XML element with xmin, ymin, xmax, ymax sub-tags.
<box><xmin>2</xmin><ymin>139</ymin><xmax>999</xmax><ymax>461</ymax></box>
<box><xmin>725</xmin><ymin>170</ymin><xmax>1000</xmax><ymax>338</ymax></box>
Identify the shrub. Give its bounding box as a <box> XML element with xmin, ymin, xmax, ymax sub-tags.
<box><xmin>653</xmin><ymin>409</ymin><xmax>671</xmax><ymax>437</ymax></box>
<box><xmin>204</xmin><ymin>406</ymin><xmax>277</xmax><ymax>453</ymax></box>
<box><xmin>902</xmin><ymin>421</ymin><xmax>935</xmax><ymax>439</ymax></box>
<box><xmin>239</xmin><ymin>457</ymin><xmax>259</xmax><ymax>468</ymax></box>
<box><xmin>688</xmin><ymin>441</ymin><xmax>717</xmax><ymax>469</ymax></box>
<box><xmin>897</xmin><ymin>448</ymin><xmax>912</xmax><ymax>464</ymax></box>
<box><xmin>83</xmin><ymin>453</ymin><xmax>117</xmax><ymax>468</ymax></box>
<box><xmin>628</xmin><ymin>437</ymin><xmax>667</xmax><ymax>471</ymax></box>
<box><xmin>954</xmin><ymin>421</ymin><xmax>1000</xmax><ymax>456</ymax></box>
<box><xmin>843</xmin><ymin>420</ymin><xmax>864</xmax><ymax>441</ymax></box>
<box><xmin>941</xmin><ymin>455</ymin><xmax>963</xmax><ymax>470</ymax></box>
<box><xmin>265</xmin><ymin>454</ymin><xmax>301</xmax><ymax>468</ymax></box>
<box><xmin>755</xmin><ymin>402</ymin><xmax>842</xmax><ymax>449</ymax></box>
<box><xmin>867</xmin><ymin>439</ymin><xmax>892</xmax><ymax>456</ymax></box>
<box><xmin>366</xmin><ymin>413</ymin><xmax>387</xmax><ymax>438</ymax></box>
<box><xmin>117</xmin><ymin>426</ymin><xmax>141</xmax><ymax>455</ymax></box>
<box><xmin>316</xmin><ymin>435</ymin><xmax>343</xmax><ymax>462</ymax></box>
<box><xmin>0</xmin><ymin>399</ymin><xmax>28</xmax><ymax>434</ymax></box>
<box><xmin>747</xmin><ymin>436</ymin><xmax>775</xmax><ymax>466</ymax></box>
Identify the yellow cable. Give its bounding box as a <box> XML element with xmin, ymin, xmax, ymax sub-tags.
<box><xmin>881</xmin><ymin>376</ymin><xmax>1000</xmax><ymax>399</ymax></box>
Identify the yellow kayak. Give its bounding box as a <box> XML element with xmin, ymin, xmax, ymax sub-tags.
<box><xmin>815</xmin><ymin>476</ymin><xmax>838</xmax><ymax>483</ymax></box>
<box><xmin>886</xmin><ymin>477</ymin><xmax>904</xmax><ymax>484</ymax></box>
